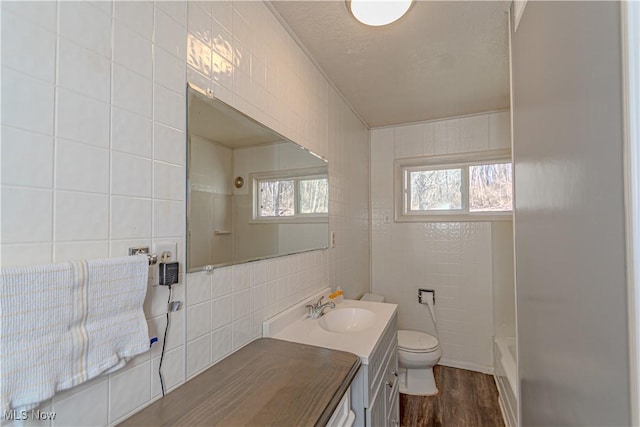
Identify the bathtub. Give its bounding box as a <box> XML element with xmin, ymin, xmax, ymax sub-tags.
<box><xmin>494</xmin><ymin>336</ymin><xmax>517</xmax><ymax>427</ymax></box>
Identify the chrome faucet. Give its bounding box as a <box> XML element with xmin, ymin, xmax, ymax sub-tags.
<box><xmin>305</xmin><ymin>296</ymin><xmax>335</xmax><ymax>319</ymax></box>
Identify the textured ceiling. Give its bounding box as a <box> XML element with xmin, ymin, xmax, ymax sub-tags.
<box><xmin>271</xmin><ymin>1</ymin><xmax>511</xmax><ymax>128</ymax></box>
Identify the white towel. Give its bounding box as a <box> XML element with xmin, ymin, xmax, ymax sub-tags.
<box><xmin>0</xmin><ymin>255</ymin><xmax>150</xmax><ymax>411</ymax></box>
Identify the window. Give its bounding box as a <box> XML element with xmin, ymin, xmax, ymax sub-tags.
<box><xmin>253</xmin><ymin>168</ymin><xmax>328</xmax><ymax>222</ymax></box>
<box><xmin>468</xmin><ymin>163</ymin><xmax>513</xmax><ymax>212</ymax></box>
<box><xmin>407</xmin><ymin>168</ymin><xmax>463</xmax><ymax>211</ymax></box>
<box><xmin>396</xmin><ymin>150</ymin><xmax>512</xmax><ymax>221</ymax></box>
<box><xmin>258</xmin><ymin>180</ymin><xmax>295</xmax><ymax>217</ymax></box>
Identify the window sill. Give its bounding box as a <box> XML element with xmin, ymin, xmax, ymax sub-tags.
<box><xmin>395</xmin><ymin>212</ymin><xmax>513</xmax><ymax>222</ymax></box>
<box><xmin>249</xmin><ymin>217</ymin><xmax>329</xmax><ymax>225</ymax></box>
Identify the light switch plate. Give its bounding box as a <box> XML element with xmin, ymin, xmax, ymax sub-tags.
<box><xmin>382</xmin><ymin>209</ymin><xmax>391</xmax><ymax>224</ymax></box>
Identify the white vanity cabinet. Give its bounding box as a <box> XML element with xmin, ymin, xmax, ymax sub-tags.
<box><xmin>351</xmin><ymin>313</ymin><xmax>399</xmax><ymax>427</ymax></box>
<box><xmin>261</xmin><ymin>291</ymin><xmax>399</xmax><ymax>427</ymax></box>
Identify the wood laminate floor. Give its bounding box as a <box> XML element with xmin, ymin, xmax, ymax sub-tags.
<box><xmin>400</xmin><ymin>365</ymin><xmax>505</xmax><ymax>427</ymax></box>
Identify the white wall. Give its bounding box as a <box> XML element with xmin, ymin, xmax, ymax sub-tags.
<box><xmin>191</xmin><ymin>135</ymin><xmax>233</xmax><ymax>195</ymax></box>
<box><xmin>189</xmin><ymin>135</ymin><xmax>233</xmax><ymax>266</ymax></box>
<box><xmin>492</xmin><ymin>221</ymin><xmax>515</xmax><ymax>339</ymax></box>
<box><xmin>370</xmin><ymin>111</ymin><xmax>511</xmax><ymax>372</ymax></box>
<box><xmin>511</xmin><ymin>2</ymin><xmax>631</xmax><ymax>425</ymax></box>
<box><xmin>0</xmin><ymin>1</ymin><xmax>369</xmax><ymax>425</ymax></box>
<box><xmin>184</xmin><ymin>251</ymin><xmax>329</xmax><ymax>379</ymax></box>
<box><xmin>328</xmin><ymin>91</ymin><xmax>370</xmax><ymax>300</ymax></box>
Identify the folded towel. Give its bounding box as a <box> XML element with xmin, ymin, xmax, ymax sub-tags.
<box><xmin>1</xmin><ymin>255</ymin><xmax>150</xmax><ymax>411</ymax></box>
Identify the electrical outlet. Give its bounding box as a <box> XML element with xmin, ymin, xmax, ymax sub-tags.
<box><xmin>331</xmin><ymin>231</ymin><xmax>336</xmax><ymax>248</ymax></box>
<box><xmin>161</xmin><ymin>251</ymin><xmax>172</xmax><ymax>262</ymax></box>
<box><xmin>154</xmin><ymin>242</ymin><xmax>177</xmax><ymax>262</ymax></box>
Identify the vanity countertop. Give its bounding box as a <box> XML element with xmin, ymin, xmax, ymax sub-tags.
<box><xmin>118</xmin><ymin>338</ymin><xmax>361</xmax><ymax>427</ymax></box>
<box><xmin>264</xmin><ymin>296</ymin><xmax>398</xmax><ymax>365</ymax></box>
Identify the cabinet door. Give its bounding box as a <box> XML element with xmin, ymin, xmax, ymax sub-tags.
<box><xmin>384</xmin><ymin>349</ymin><xmax>398</xmax><ymax>409</ymax></box>
<box><xmin>386</xmin><ymin>383</ymin><xmax>400</xmax><ymax>427</ymax></box>
<box><xmin>366</xmin><ymin>389</ymin><xmax>386</xmax><ymax>427</ymax></box>
<box><xmin>383</xmin><ymin>348</ymin><xmax>399</xmax><ymax>427</ymax></box>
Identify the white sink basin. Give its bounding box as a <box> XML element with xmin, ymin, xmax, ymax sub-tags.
<box><xmin>319</xmin><ymin>308</ymin><xmax>376</xmax><ymax>333</ymax></box>
<box><xmin>263</xmin><ymin>289</ymin><xmax>398</xmax><ymax>364</ymax></box>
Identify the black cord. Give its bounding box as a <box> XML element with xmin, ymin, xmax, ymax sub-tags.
<box><xmin>159</xmin><ymin>285</ymin><xmax>172</xmax><ymax>396</ymax></box>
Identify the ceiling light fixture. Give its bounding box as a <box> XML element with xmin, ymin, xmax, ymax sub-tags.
<box><xmin>348</xmin><ymin>0</ymin><xmax>413</xmax><ymax>27</ymax></box>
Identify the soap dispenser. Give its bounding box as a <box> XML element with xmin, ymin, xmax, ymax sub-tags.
<box><xmin>329</xmin><ymin>286</ymin><xmax>344</xmax><ymax>304</ymax></box>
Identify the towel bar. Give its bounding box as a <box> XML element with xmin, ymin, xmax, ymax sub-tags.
<box><xmin>129</xmin><ymin>247</ymin><xmax>158</xmax><ymax>265</ymax></box>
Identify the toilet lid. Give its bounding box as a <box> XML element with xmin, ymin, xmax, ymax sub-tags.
<box><xmin>398</xmin><ymin>330</ymin><xmax>439</xmax><ymax>352</ymax></box>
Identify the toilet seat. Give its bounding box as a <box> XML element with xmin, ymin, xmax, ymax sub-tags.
<box><xmin>398</xmin><ymin>330</ymin><xmax>439</xmax><ymax>353</ymax></box>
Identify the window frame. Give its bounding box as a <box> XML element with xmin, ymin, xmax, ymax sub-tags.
<box><xmin>250</xmin><ymin>167</ymin><xmax>329</xmax><ymax>224</ymax></box>
<box><xmin>394</xmin><ymin>149</ymin><xmax>513</xmax><ymax>222</ymax></box>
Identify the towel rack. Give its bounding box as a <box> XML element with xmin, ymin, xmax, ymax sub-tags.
<box><xmin>129</xmin><ymin>247</ymin><xmax>158</xmax><ymax>265</ymax></box>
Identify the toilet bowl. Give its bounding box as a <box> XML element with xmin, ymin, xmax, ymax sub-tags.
<box><xmin>397</xmin><ymin>330</ymin><xmax>441</xmax><ymax>396</ymax></box>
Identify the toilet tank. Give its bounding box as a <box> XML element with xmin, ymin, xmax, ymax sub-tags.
<box><xmin>360</xmin><ymin>293</ymin><xmax>385</xmax><ymax>303</ymax></box>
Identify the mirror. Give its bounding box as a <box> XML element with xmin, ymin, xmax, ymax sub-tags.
<box><xmin>187</xmin><ymin>86</ymin><xmax>329</xmax><ymax>272</ymax></box>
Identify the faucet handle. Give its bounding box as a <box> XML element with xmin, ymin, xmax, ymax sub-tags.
<box><xmin>316</xmin><ymin>296</ymin><xmax>325</xmax><ymax>306</ymax></box>
<box><xmin>305</xmin><ymin>304</ymin><xmax>315</xmax><ymax>316</ymax></box>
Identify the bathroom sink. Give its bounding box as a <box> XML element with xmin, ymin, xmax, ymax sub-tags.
<box><xmin>319</xmin><ymin>308</ymin><xmax>376</xmax><ymax>333</ymax></box>
<box><xmin>263</xmin><ymin>289</ymin><xmax>398</xmax><ymax>363</ymax></box>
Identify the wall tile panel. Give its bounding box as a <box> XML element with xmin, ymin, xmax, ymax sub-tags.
<box><xmin>371</xmin><ymin>112</ymin><xmax>510</xmax><ymax>372</ymax></box>
<box><xmin>1</xmin><ymin>1</ymin><xmax>369</xmax><ymax>423</ymax></box>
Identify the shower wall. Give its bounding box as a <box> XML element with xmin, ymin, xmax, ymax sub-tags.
<box><xmin>511</xmin><ymin>2</ymin><xmax>630</xmax><ymax>424</ymax></box>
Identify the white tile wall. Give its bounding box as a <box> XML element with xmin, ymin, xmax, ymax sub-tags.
<box><xmin>184</xmin><ymin>250</ymin><xmax>329</xmax><ymax>375</ymax></box>
<box><xmin>1</xmin><ymin>127</ymin><xmax>54</xmax><ymax>188</ymax></box>
<box><xmin>111</xmin><ymin>107</ymin><xmax>153</xmax><ymax>158</ymax></box>
<box><xmin>112</xmin><ymin>64</ymin><xmax>153</xmax><ymax>118</ymax></box>
<box><xmin>57</xmin><ymin>89</ymin><xmax>110</xmax><ymax>147</ymax></box>
<box><xmin>56</xmin><ymin>139</ymin><xmax>110</xmax><ymax>193</ymax></box>
<box><xmin>113</xmin><ymin>22</ymin><xmax>153</xmax><ymax>79</ymax></box>
<box><xmin>53</xmin><ymin>379</ymin><xmax>109</xmax><ymax>427</ymax></box>
<box><xmin>1</xmin><ymin>0</ymin><xmax>369</xmax><ymax>425</ymax></box>
<box><xmin>2</xmin><ymin>10</ymin><xmax>56</xmax><ymax>83</ymax></box>
<box><xmin>109</xmin><ymin>362</ymin><xmax>151</xmax><ymax>421</ymax></box>
<box><xmin>2</xmin><ymin>186</ymin><xmax>53</xmax><ymax>246</ymax></box>
<box><xmin>151</xmin><ymin>347</ymin><xmax>184</xmax><ymax>398</ymax></box>
<box><xmin>55</xmin><ymin>192</ymin><xmax>109</xmax><ymax>241</ymax></box>
<box><xmin>2</xmin><ymin>67</ymin><xmax>55</xmax><ymax>135</ymax></box>
<box><xmin>110</xmin><ymin>197</ymin><xmax>152</xmax><ymax>239</ymax></box>
<box><xmin>58</xmin><ymin>2</ymin><xmax>111</xmax><ymax>57</ymax></box>
<box><xmin>371</xmin><ymin>111</ymin><xmax>511</xmax><ymax>373</ymax></box>
<box><xmin>58</xmin><ymin>38</ymin><xmax>111</xmax><ymax>102</ymax></box>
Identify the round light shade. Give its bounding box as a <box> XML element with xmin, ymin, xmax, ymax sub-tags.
<box><xmin>349</xmin><ymin>0</ymin><xmax>413</xmax><ymax>27</ymax></box>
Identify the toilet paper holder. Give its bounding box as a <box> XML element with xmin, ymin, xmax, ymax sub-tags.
<box><xmin>418</xmin><ymin>288</ymin><xmax>435</xmax><ymax>305</ymax></box>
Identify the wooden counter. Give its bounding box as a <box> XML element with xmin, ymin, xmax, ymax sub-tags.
<box><xmin>119</xmin><ymin>338</ymin><xmax>361</xmax><ymax>427</ymax></box>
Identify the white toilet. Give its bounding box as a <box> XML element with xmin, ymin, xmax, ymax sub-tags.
<box><xmin>360</xmin><ymin>293</ymin><xmax>442</xmax><ymax>396</ymax></box>
<box><xmin>397</xmin><ymin>330</ymin><xmax>441</xmax><ymax>396</ymax></box>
